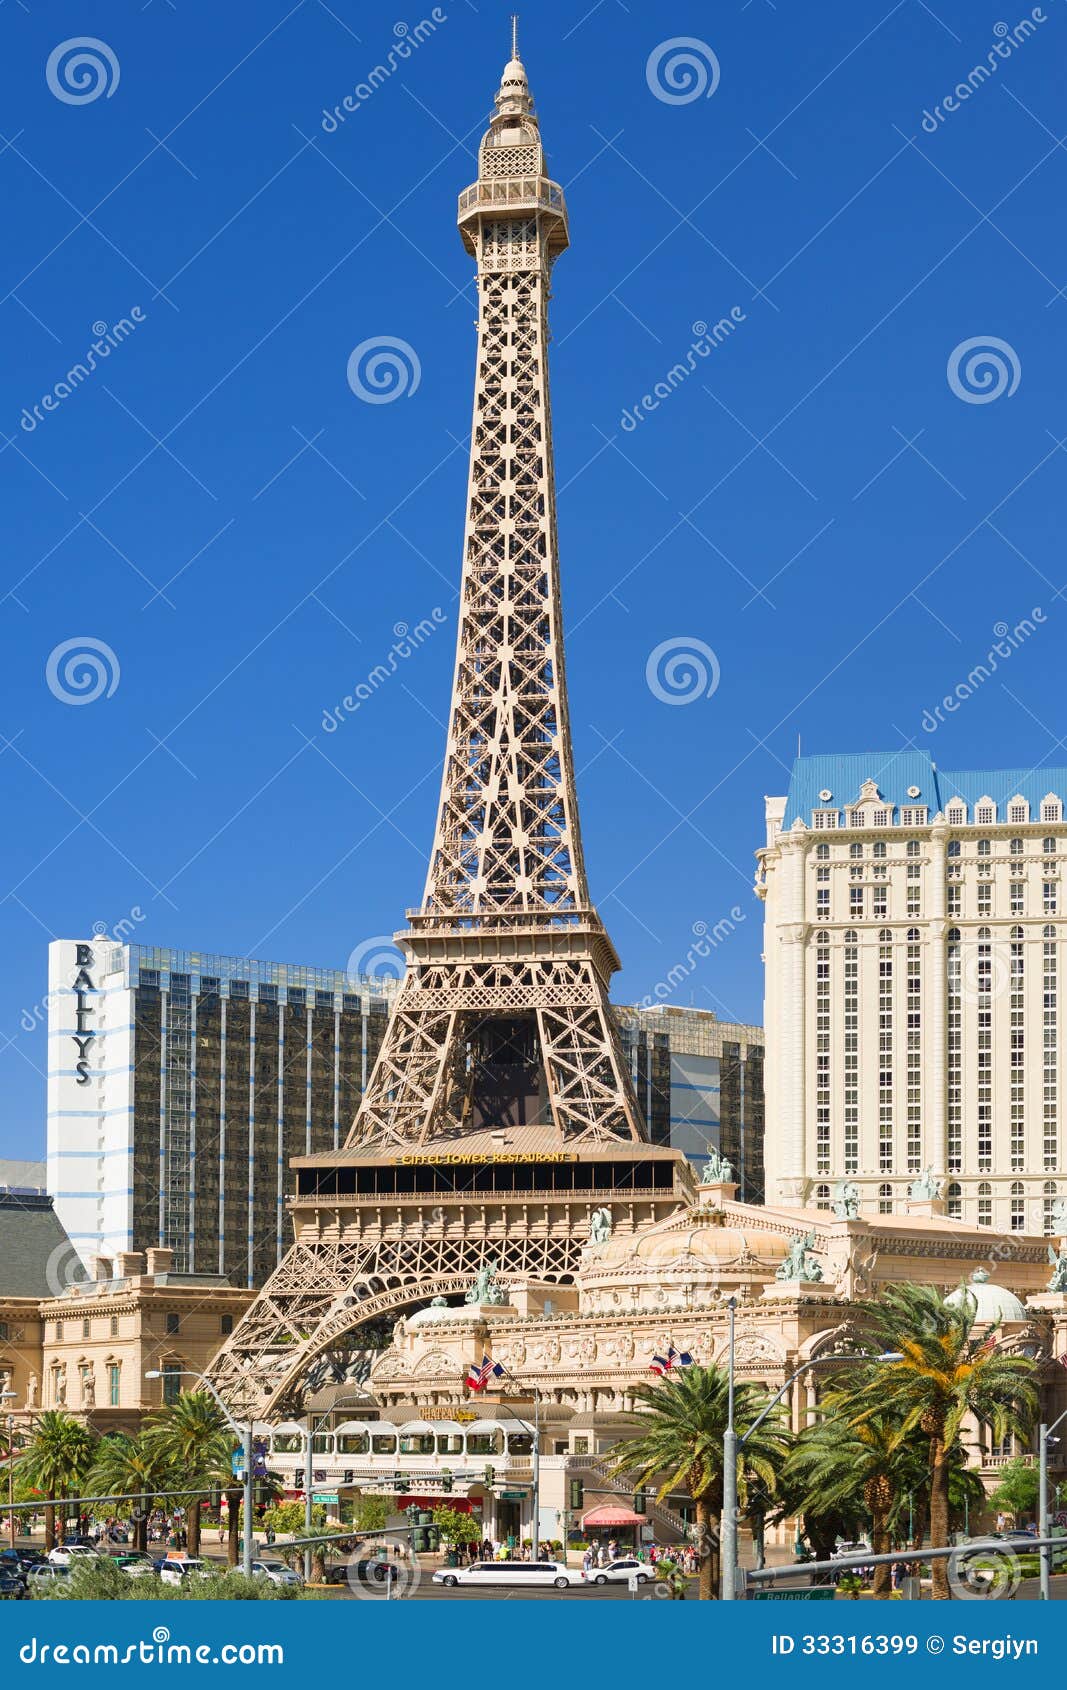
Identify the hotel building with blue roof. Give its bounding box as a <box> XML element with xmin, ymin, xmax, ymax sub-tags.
<box><xmin>757</xmin><ymin>753</ymin><xmax>1067</xmax><ymax>1232</ymax></box>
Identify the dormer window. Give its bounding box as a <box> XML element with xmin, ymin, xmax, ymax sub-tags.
<box><xmin>1042</xmin><ymin>796</ymin><xmax>1061</xmax><ymax>823</ymax></box>
<box><xmin>900</xmin><ymin>806</ymin><xmax>927</xmax><ymax>826</ymax></box>
<box><xmin>975</xmin><ymin>798</ymin><xmax>996</xmax><ymax>824</ymax></box>
<box><xmin>1008</xmin><ymin>797</ymin><xmax>1029</xmax><ymax>824</ymax></box>
<box><xmin>812</xmin><ymin>809</ymin><xmax>838</xmax><ymax>830</ymax></box>
<box><xmin>946</xmin><ymin>801</ymin><xmax>966</xmax><ymax>824</ymax></box>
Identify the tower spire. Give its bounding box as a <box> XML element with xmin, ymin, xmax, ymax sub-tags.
<box><xmin>511</xmin><ymin>13</ymin><xmax>519</xmax><ymax>61</ymax></box>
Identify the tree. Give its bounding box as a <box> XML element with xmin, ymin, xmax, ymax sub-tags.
<box><xmin>989</xmin><ymin>1456</ymin><xmax>1040</xmax><ymax>1523</ymax></box>
<box><xmin>89</xmin><ymin>1434</ymin><xmax>175</xmax><ymax>1553</ymax></box>
<box><xmin>143</xmin><ymin>1391</ymin><xmax>233</xmax><ymax>1557</ymax></box>
<box><xmin>432</xmin><ymin>1506</ymin><xmax>481</xmax><ymax>1548</ymax></box>
<box><xmin>17</xmin><ymin>1413</ymin><xmax>96</xmax><ymax>1550</ymax></box>
<box><xmin>786</xmin><ymin>1408</ymin><xmax>912</xmax><ymax>1596</ymax></box>
<box><xmin>351</xmin><ymin>1494</ymin><xmax>391</xmax><ymax>1534</ymax></box>
<box><xmin>607</xmin><ymin>1364</ymin><xmax>789</xmax><ymax>1600</ymax></box>
<box><xmin>841</xmin><ymin>1284</ymin><xmax>1038</xmax><ymax>1600</ymax></box>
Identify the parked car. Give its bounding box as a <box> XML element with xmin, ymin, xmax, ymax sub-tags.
<box><xmin>0</xmin><ymin>1570</ymin><xmax>26</xmax><ymax>1601</ymax></box>
<box><xmin>26</xmin><ymin>1565</ymin><xmax>72</xmax><ymax>1590</ymax></box>
<box><xmin>582</xmin><ymin>1557</ymin><xmax>653</xmax><ymax>1586</ymax></box>
<box><xmin>48</xmin><ymin>1544</ymin><xmax>100</xmax><ymax>1568</ymax></box>
<box><xmin>323</xmin><ymin>1557</ymin><xmax>398</xmax><ymax>1587</ymax></box>
<box><xmin>1</xmin><ymin>1548</ymin><xmax>46</xmax><ymax>1570</ymax></box>
<box><xmin>157</xmin><ymin>1557</ymin><xmax>212</xmax><ymax>1587</ymax></box>
<box><xmin>433</xmin><ymin>1560</ymin><xmax>581</xmax><ymax>1590</ymax></box>
<box><xmin>109</xmin><ymin>1552</ymin><xmax>158</xmax><ymax>1580</ymax></box>
<box><xmin>830</xmin><ymin>1540</ymin><xmax>872</xmax><ymax>1561</ymax></box>
<box><xmin>251</xmin><ymin>1559</ymin><xmax>303</xmax><ymax>1588</ymax></box>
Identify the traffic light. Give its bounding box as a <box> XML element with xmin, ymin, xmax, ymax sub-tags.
<box><xmin>633</xmin><ymin>1491</ymin><xmax>647</xmax><ymax>1517</ymax></box>
<box><xmin>394</xmin><ymin>1472</ymin><xmax>407</xmax><ymax>1493</ymax></box>
<box><xmin>483</xmin><ymin>1464</ymin><xmax>495</xmax><ymax>1488</ymax></box>
<box><xmin>569</xmin><ymin>1478</ymin><xmax>583</xmax><ymax>1511</ymax></box>
<box><xmin>440</xmin><ymin>1472</ymin><xmax>453</xmax><ymax>1492</ymax></box>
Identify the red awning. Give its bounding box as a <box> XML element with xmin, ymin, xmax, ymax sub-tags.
<box><xmin>581</xmin><ymin>1505</ymin><xmax>644</xmax><ymax>1528</ymax></box>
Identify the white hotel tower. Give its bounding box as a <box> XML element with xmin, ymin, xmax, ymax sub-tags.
<box><xmin>758</xmin><ymin>753</ymin><xmax>1067</xmax><ymax>1233</ymax></box>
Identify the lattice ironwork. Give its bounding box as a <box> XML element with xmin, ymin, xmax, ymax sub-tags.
<box><xmin>206</xmin><ymin>42</ymin><xmax>656</xmax><ymax>1418</ymax></box>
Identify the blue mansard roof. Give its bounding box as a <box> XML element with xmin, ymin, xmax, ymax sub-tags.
<box><xmin>782</xmin><ymin>753</ymin><xmax>1067</xmax><ymax>829</ymax></box>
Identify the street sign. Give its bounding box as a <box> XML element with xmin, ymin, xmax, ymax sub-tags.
<box><xmin>500</xmin><ymin>1490</ymin><xmax>527</xmax><ymax>1501</ymax></box>
<box><xmin>752</xmin><ymin>1587</ymin><xmax>835</xmax><ymax>1601</ymax></box>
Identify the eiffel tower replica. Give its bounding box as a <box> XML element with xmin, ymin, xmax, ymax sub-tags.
<box><xmin>209</xmin><ymin>30</ymin><xmax>691</xmax><ymax>1418</ymax></box>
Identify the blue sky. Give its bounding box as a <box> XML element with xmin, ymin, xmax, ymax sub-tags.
<box><xmin>2</xmin><ymin>0</ymin><xmax>1066</xmax><ymax>1159</ymax></box>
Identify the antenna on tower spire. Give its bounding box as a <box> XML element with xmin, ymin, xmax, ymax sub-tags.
<box><xmin>511</xmin><ymin>13</ymin><xmax>519</xmax><ymax>59</ymax></box>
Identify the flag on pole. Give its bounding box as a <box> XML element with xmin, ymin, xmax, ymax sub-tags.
<box><xmin>649</xmin><ymin>1354</ymin><xmax>670</xmax><ymax>1376</ymax></box>
<box><xmin>650</xmin><ymin>1344</ymin><xmax>694</xmax><ymax>1376</ymax></box>
<box><xmin>671</xmin><ymin>1345</ymin><xmax>694</xmax><ymax>1368</ymax></box>
<box><xmin>466</xmin><ymin>1354</ymin><xmax>503</xmax><ymax>1392</ymax></box>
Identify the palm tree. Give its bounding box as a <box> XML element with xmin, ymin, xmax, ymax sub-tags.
<box><xmin>90</xmin><ymin>1434</ymin><xmax>175</xmax><ymax>1553</ymax></box>
<box><xmin>841</xmin><ymin>1284</ymin><xmax>1038</xmax><ymax>1600</ymax></box>
<box><xmin>17</xmin><ymin>1412</ymin><xmax>96</xmax><ymax>1550</ymax></box>
<box><xmin>607</xmin><ymin>1364</ymin><xmax>789</xmax><ymax>1599</ymax></box>
<box><xmin>786</xmin><ymin>1409</ymin><xmax>912</xmax><ymax>1596</ymax></box>
<box><xmin>143</xmin><ymin>1392</ymin><xmax>233</xmax><ymax>1557</ymax></box>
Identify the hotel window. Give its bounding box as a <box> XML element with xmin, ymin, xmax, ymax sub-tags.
<box><xmin>977</xmin><ymin>1183</ymin><xmax>992</xmax><ymax>1226</ymax></box>
<box><xmin>847</xmin><ymin>811</ymin><xmax>865</xmax><ymax>829</ymax></box>
<box><xmin>816</xmin><ymin>888</ymin><xmax>829</xmax><ymax>918</ymax></box>
<box><xmin>161</xmin><ymin>1364</ymin><xmax>182</xmax><ymax>1406</ymax></box>
<box><xmin>976</xmin><ymin>804</ymin><xmax>995</xmax><ymax>825</ymax></box>
<box><xmin>873</xmin><ymin>886</ymin><xmax>888</xmax><ymax>919</ymax></box>
<box><xmin>849</xmin><ymin>843</ymin><xmax>862</xmax><ymax>859</ymax></box>
<box><xmin>1044</xmin><ymin>883</ymin><xmax>1057</xmax><ymax>914</ymax></box>
<box><xmin>873</xmin><ymin>809</ymin><xmax>890</xmax><ymax>826</ymax></box>
<box><xmin>906</xmin><ymin>840</ymin><xmax>920</xmax><ymax>858</ymax></box>
<box><xmin>948</xmin><ymin>886</ymin><xmax>961</xmax><ymax>917</ymax></box>
<box><xmin>844</xmin><ymin>932</ymin><xmax>859</xmax><ymax>1173</ymax></box>
<box><xmin>221</xmin><ymin>1314</ymin><xmax>233</xmax><ymax>1335</ymax></box>
<box><xmin>166</xmin><ymin>1312</ymin><xmax>180</xmax><ymax>1336</ymax></box>
<box><xmin>1043</xmin><ymin>802</ymin><xmax>1061</xmax><ymax>823</ymax></box>
<box><xmin>1010</xmin><ymin>804</ymin><xmax>1028</xmax><ymax>824</ymax></box>
<box><xmin>947</xmin><ymin>803</ymin><xmax>966</xmax><ymax>824</ymax></box>
<box><xmin>873</xmin><ymin>841</ymin><xmax>887</xmax><ymax>859</ymax></box>
<box><xmin>1043</xmin><ymin>926</ymin><xmax>1058</xmax><ymax>1171</ymax></box>
<box><xmin>947</xmin><ymin>928</ymin><xmax>962</xmax><ymax>1172</ymax></box>
<box><xmin>815</xmin><ymin>944</ymin><xmax>831</xmax><ymax>1175</ymax></box>
<box><xmin>878</xmin><ymin>932</ymin><xmax>893</xmax><ymax>1173</ymax></box>
<box><xmin>815</xmin><ymin>1184</ymin><xmax>831</xmax><ymax>1210</ymax></box>
<box><xmin>109</xmin><ymin>1315</ymin><xmax>118</xmax><ymax>1337</ymax></box>
<box><xmin>850</xmin><ymin>887</ymin><xmax>864</xmax><ymax>919</ymax></box>
<box><xmin>108</xmin><ymin>1363</ymin><xmax>120</xmax><ymax>1408</ymax></box>
<box><xmin>815</xmin><ymin>843</ymin><xmax>829</xmax><ymax>860</ymax></box>
<box><xmin>977</xmin><ymin>838</ymin><xmax>991</xmax><ymax>856</ymax></box>
<box><xmin>1010</xmin><ymin>1181</ymin><xmax>1025</xmax><ymax>1232</ymax></box>
<box><xmin>1044</xmin><ymin>837</ymin><xmax>1057</xmax><ymax>856</ymax></box>
<box><xmin>1010</xmin><ymin>881</ymin><xmax>1025</xmax><ymax>915</ymax></box>
<box><xmin>946</xmin><ymin>1182</ymin><xmax>963</xmax><ymax>1220</ymax></box>
<box><xmin>977</xmin><ymin>881</ymin><xmax>992</xmax><ymax>916</ymax></box>
<box><xmin>878</xmin><ymin>1182</ymin><xmax>893</xmax><ymax>1214</ymax></box>
<box><xmin>900</xmin><ymin>807</ymin><xmax>927</xmax><ymax>826</ymax></box>
<box><xmin>1010</xmin><ymin>837</ymin><xmax>1024</xmax><ymax>856</ymax></box>
<box><xmin>1043</xmin><ymin>1182</ymin><xmax>1059</xmax><ymax>1235</ymax></box>
<box><xmin>54</xmin><ymin>1322</ymin><xmax>63</xmax><ymax>1341</ymax></box>
<box><xmin>813</xmin><ymin>810</ymin><xmax>838</xmax><ymax>830</ymax></box>
<box><xmin>81</xmin><ymin>1319</ymin><xmax>90</xmax><ymax>1339</ymax></box>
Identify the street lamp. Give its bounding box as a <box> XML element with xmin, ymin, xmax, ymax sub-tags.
<box><xmin>303</xmin><ymin>1393</ymin><xmax>368</xmax><ymax>1583</ymax></box>
<box><xmin>145</xmin><ymin>1368</ymin><xmax>257</xmax><ymax>1579</ymax></box>
<box><xmin>1038</xmin><ymin>1407</ymin><xmax>1067</xmax><ymax>1601</ymax></box>
<box><xmin>720</xmin><ymin>1296</ymin><xmax>901</xmax><ymax>1601</ymax></box>
<box><xmin>1</xmin><ymin>1390</ymin><xmax>17</xmax><ymax>1550</ymax></box>
<box><xmin>486</xmin><ymin>1365</ymin><xmax>541</xmax><ymax>1561</ymax></box>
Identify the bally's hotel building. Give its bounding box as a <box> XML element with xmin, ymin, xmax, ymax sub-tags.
<box><xmin>48</xmin><ymin>942</ymin><xmax>764</xmax><ymax>1288</ymax></box>
<box><xmin>758</xmin><ymin>752</ymin><xmax>1067</xmax><ymax>1233</ymax></box>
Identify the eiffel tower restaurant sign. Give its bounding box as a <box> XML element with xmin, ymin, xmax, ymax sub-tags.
<box><xmin>207</xmin><ymin>38</ymin><xmax>692</xmax><ymax>1419</ymax></box>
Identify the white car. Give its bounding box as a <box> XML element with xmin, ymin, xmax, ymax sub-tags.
<box><xmin>47</xmin><ymin>1544</ymin><xmax>99</xmax><ymax>1568</ymax></box>
<box><xmin>27</xmin><ymin>1564</ymin><xmax>72</xmax><ymax>1588</ymax></box>
<box><xmin>433</xmin><ymin>1559</ymin><xmax>581</xmax><ymax>1590</ymax></box>
<box><xmin>158</xmin><ymin>1557</ymin><xmax>212</xmax><ymax>1587</ymax></box>
<box><xmin>831</xmin><ymin>1541</ymin><xmax>872</xmax><ymax>1561</ymax></box>
<box><xmin>582</xmin><ymin>1557</ymin><xmax>654</xmax><ymax>1586</ymax></box>
<box><xmin>251</xmin><ymin>1559</ymin><xmax>303</xmax><ymax>1588</ymax></box>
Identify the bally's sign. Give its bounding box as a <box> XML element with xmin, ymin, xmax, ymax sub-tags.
<box><xmin>71</xmin><ymin>942</ymin><xmax>96</xmax><ymax>1084</ymax></box>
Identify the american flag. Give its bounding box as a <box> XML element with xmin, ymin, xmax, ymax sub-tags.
<box><xmin>466</xmin><ymin>1354</ymin><xmax>503</xmax><ymax>1392</ymax></box>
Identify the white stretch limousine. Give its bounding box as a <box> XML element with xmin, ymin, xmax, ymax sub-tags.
<box><xmin>432</xmin><ymin>1560</ymin><xmax>581</xmax><ymax>1591</ymax></box>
